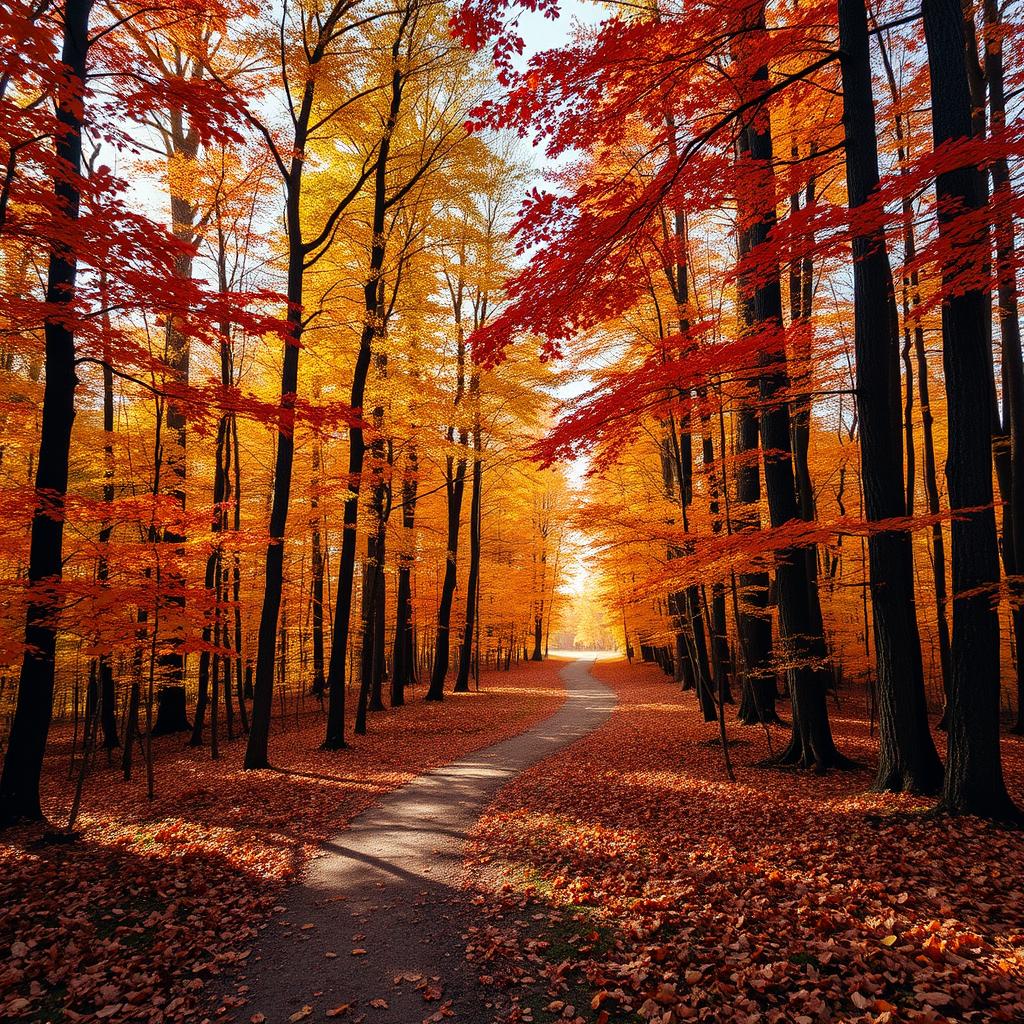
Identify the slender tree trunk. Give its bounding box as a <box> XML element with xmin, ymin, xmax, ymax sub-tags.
<box><xmin>0</xmin><ymin>0</ymin><xmax>92</xmax><ymax>823</ymax></box>
<box><xmin>455</xmin><ymin>385</ymin><xmax>482</xmax><ymax>693</ymax></box>
<box><xmin>231</xmin><ymin>418</ymin><xmax>249</xmax><ymax>734</ymax></box>
<box><xmin>323</xmin><ymin>34</ymin><xmax>408</xmax><ymax>740</ymax></box>
<box><xmin>427</xmin><ymin>446</ymin><xmax>467</xmax><ymax>699</ymax></box>
<box><xmin>96</xmin><ymin>269</ymin><xmax>118</xmax><ymax>750</ymax></box>
<box><xmin>155</xmin><ymin>76</ymin><xmax>203</xmax><ymax>693</ymax></box>
<box><xmin>245</xmin><ymin>239</ymin><xmax>302</xmax><ymax>768</ymax></box>
<box><xmin>923</xmin><ymin>0</ymin><xmax>1019</xmax><ymax>818</ymax></box>
<box><xmin>839</xmin><ymin>0</ymin><xmax>943</xmax><ymax>793</ymax></box>
<box><xmin>392</xmin><ymin>446</ymin><xmax>418</xmax><ymax>705</ymax></box>
<box><xmin>310</xmin><ymin>434</ymin><xmax>326</xmax><ymax>698</ymax></box>
<box><xmin>246</xmin><ymin>3</ymin><xmax>384</xmax><ymax>764</ymax></box>
<box><xmin>356</xmin><ymin>423</ymin><xmax>390</xmax><ymax>733</ymax></box>
<box><xmin>733</xmin><ymin>156</ymin><xmax>776</xmax><ymax>726</ymax></box>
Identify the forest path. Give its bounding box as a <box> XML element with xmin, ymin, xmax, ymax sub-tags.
<box><xmin>235</xmin><ymin>656</ymin><xmax>616</xmax><ymax>1024</ymax></box>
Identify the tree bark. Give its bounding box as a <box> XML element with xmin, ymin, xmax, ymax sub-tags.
<box><xmin>426</xmin><ymin>434</ymin><xmax>467</xmax><ymax>698</ymax></box>
<box><xmin>732</xmin><ymin>137</ymin><xmax>776</xmax><ymax>726</ymax></box>
<box><xmin>983</xmin><ymin>0</ymin><xmax>1024</xmax><ymax>735</ymax></box>
<box><xmin>455</xmin><ymin>378</ymin><xmax>482</xmax><ymax>693</ymax></box>
<box><xmin>923</xmin><ymin>0</ymin><xmax>1019</xmax><ymax>818</ymax></box>
<box><xmin>0</xmin><ymin>0</ymin><xmax>92</xmax><ymax>823</ymax></box>
<box><xmin>323</xmin><ymin>29</ymin><xmax>407</xmax><ymax>740</ymax></box>
<box><xmin>739</xmin><ymin>7</ymin><xmax>846</xmax><ymax>770</ymax></box>
<box><xmin>839</xmin><ymin>0</ymin><xmax>943</xmax><ymax>793</ymax></box>
<box><xmin>392</xmin><ymin>446</ymin><xmax>418</xmax><ymax>705</ymax></box>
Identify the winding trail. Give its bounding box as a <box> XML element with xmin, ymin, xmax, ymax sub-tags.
<box><xmin>236</xmin><ymin>655</ymin><xmax>616</xmax><ymax>1024</ymax></box>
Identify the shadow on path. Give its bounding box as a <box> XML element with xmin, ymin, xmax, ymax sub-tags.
<box><xmin>231</xmin><ymin>656</ymin><xmax>616</xmax><ymax>1024</ymax></box>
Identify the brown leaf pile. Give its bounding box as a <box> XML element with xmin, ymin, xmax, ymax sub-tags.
<box><xmin>463</xmin><ymin>658</ymin><xmax>1024</xmax><ymax>1024</ymax></box>
<box><xmin>0</xmin><ymin>664</ymin><xmax>565</xmax><ymax>1023</ymax></box>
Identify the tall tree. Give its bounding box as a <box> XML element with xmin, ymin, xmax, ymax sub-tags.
<box><xmin>922</xmin><ymin>0</ymin><xmax>1019</xmax><ymax>819</ymax></box>
<box><xmin>244</xmin><ymin>0</ymin><xmax>376</xmax><ymax>768</ymax></box>
<box><xmin>0</xmin><ymin>0</ymin><xmax>93</xmax><ymax>823</ymax></box>
<box><xmin>738</xmin><ymin>1</ymin><xmax>846</xmax><ymax>770</ymax></box>
<box><xmin>838</xmin><ymin>0</ymin><xmax>943</xmax><ymax>793</ymax></box>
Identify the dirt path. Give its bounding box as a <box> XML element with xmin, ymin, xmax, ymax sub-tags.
<box><xmin>233</xmin><ymin>656</ymin><xmax>616</xmax><ymax>1024</ymax></box>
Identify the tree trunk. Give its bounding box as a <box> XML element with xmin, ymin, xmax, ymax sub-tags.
<box><xmin>245</xmin><ymin>228</ymin><xmax>303</xmax><ymax>768</ymax></box>
<box><xmin>877</xmin><ymin>28</ymin><xmax>954</xmax><ymax>718</ymax></box>
<box><xmin>923</xmin><ymin>0</ymin><xmax>1019</xmax><ymax>819</ymax></box>
<box><xmin>739</xmin><ymin>10</ymin><xmax>846</xmax><ymax>770</ymax></box>
<box><xmin>839</xmin><ymin>0</ymin><xmax>943</xmax><ymax>793</ymax></box>
<box><xmin>427</xmin><ymin>448</ymin><xmax>467</xmax><ymax>699</ymax></box>
<box><xmin>392</xmin><ymin>446</ymin><xmax>418</xmax><ymax>705</ymax></box>
<box><xmin>455</xmin><ymin>388</ymin><xmax>482</xmax><ymax>693</ymax></box>
<box><xmin>323</xmin><ymin>48</ymin><xmax>405</xmax><ymax>741</ymax></box>
<box><xmin>984</xmin><ymin>0</ymin><xmax>1024</xmax><ymax>735</ymax></box>
<box><xmin>96</xmin><ymin>269</ymin><xmax>118</xmax><ymax>750</ymax></box>
<box><xmin>310</xmin><ymin>435</ymin><xmax>326</xmax><ymax>698</ymax></box>
<box><xmin>0</xmin><ymin>0</ymin><xmax>92</xmax><ymax>824</ymax></box>
<box><xmin>733</xmin><ymin>153</ymin><xmax>776</xmax><ymax>727</ymax></box>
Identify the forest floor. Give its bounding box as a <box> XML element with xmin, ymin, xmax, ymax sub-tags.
<box><xmin>462</xmin><ymin>658</ymin><xmax>1024</xmax><ymax>1024</ymax></box>
<box><xmin>0</xmin><ymin>660</ymin><xmax>566</xmax><ymax>1024</ymax></box>
<box><xmin>227</xmin><ymin>657</ymin><xmax>614</xmax><ymax>1024</ymax></box>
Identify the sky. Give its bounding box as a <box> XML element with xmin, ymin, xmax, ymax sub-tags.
<box><xmin>513</xmin><ymin>1</ymin><xmax>608</xmax><ymax>601</ymax></box>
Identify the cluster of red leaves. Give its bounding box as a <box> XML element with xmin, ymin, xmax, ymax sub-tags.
<box><xmin>463</xmin><ymin>659</ymin><xmax>1024</xmax><ymax>1024</ymax></box>
<box><xmin>0</xmin><ymin>663</ymin><xmax>566</xmax><ymax>1024</ymax></box>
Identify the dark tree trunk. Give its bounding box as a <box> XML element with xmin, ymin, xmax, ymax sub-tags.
<box><xmin>155</xmin><ymin>51</ymin><xmax>205</xmax><ymax>695</ymax></box>
<box><xmin>322</xmin><ymin>341</ymin><xmax>368</xmax><ymax>744</ymax></box>
<box><xmin>531</xmin><ymin>611</ymin><xmax>543</xmax><ymax>662</ymax></box>
<box><xmin>455</xmin><ymin>392</ymin><xmax>482</xmax><ymax>693</ymax></box>
<box><xmin>245</xmin><ymin>229</ymin><xmax>303</xmax><ymax>768</ymax></box>
<box><xmin>245</xmin><ymin>71</ymin><xmax>319</xmax><ymax>769</ymax></box>
<box><xmin>685</xmin><ymin>587</ymin><xmax>717</xmax><ymax>721</ymax></box>
<box><xmin>231</xmin><ymin>419</ymin><xmax>249</xmax><ymax>735</ymax></box>
<box><xmin>923</xmin><ymin>0</ymin><xmax>1019</xmax><ymax>819</ymax></box>
<box><xmin>984</xmin><ymin>0</ymin><xmax>1024</xmax><ymax>735</ymax></box>
<box><xmin>0</xmin><ymin>0</ymin><xmax>92</xmax><ymax>824</ymax></box>
<box><xmin>121</xmin><ymin>681</ymin><xmax>140</xmax><ymax>781</ymax></box>
<box><xmin>356</xmin><ymin>448</ymin><xmax>390</xmax><ymax>733</ymax></box>
<box><xmin>732</xmin><ymin>155</ymin><xmax>776</xmax><ymax>726</ymax></box>
<box><xmin>246</xmin><ymin>5</ymin><xmax>383</xmax><ymax>767</ymax></box>
<box><xmin>839</xmin><ymin>0</ymin><xmax>943</xmax><ymax>793</ymax></box>
<box><xmin>355</xmin><ymin>544</ymin><xmax>378</xmax><ymax>736</ymax></box>
<box><xmin>392</xmin><ymin>446</ymin><xmax>418</xmax><ymax>706</ymax></box>
<box><xmin>700</xmin><ymin>414</ymin><xmax>733</xmax><ymax>702</ymax></box>
<box><xmin>192</xmin><ymin>412</ymin><xmax>230</xmax><ymax>748</ymax></box>
<box><xmin>323</xmin><ymin>47</ymin><xmax>405</xmax><ymax>741</ymax></box>
<box><xmin>310</xmin><ymin>436</ymin><xmax>326</xmax><ymax>698</ymax></box>
<box><xmin>877</xmin><ymin>30</ymin><xmax>954</xmax><ymax>719</ymax></box>
<box><xmin>427</xmin><ymin>448</ymin><xmax>467</xmax><ymax>699</ymax></box>
<box><xmin>96</xmin><ymin>270</ymin><xmax>118</xmax><ymax>750</ymax></box>
<box><xmin>152</xmin><ymin>685</ymin><xmax>190</xmax><ymax>736</ymax></box>
<box><xmin>740</xmin><ymin>17</ymin><xmax>846</xmax><ymax>770</ymax></box>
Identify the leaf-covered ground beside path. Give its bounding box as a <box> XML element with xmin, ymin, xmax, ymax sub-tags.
<box><xmin>0</xmin><ymin>663</ymin><xmax>566</xmax><ymax>1024</ymax></box>
<box><xmin>463</xmin><ymin>658</ymin><xmax>1024</xmax><ymax>1024</ymax></box>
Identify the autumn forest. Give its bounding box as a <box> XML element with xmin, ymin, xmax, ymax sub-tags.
<box><xmin>2</xmin><ymin>0</ymin><xmax>1024</xmax><ymax>1022</ymax></box>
